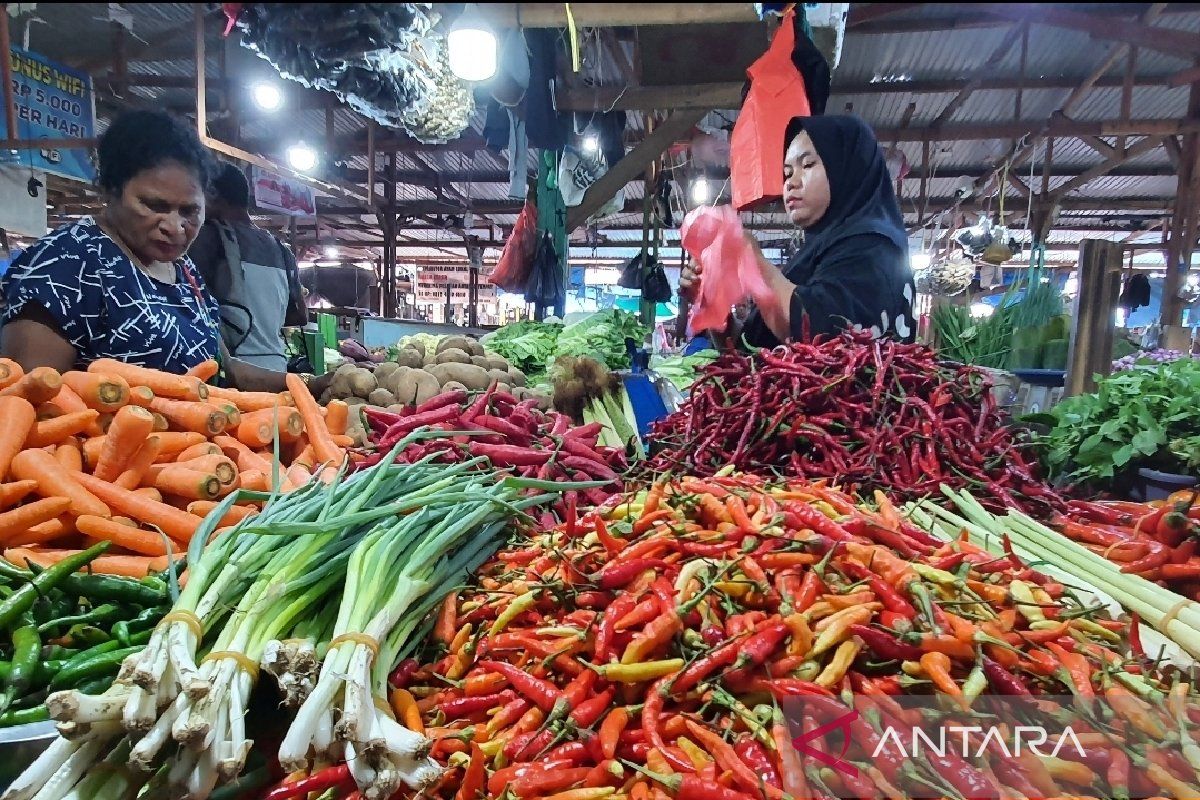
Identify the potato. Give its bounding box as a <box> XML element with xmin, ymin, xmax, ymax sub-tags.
<box><xmin>368</xmin><ymin>388</ymin><xmax>397</xmax><ymax>407</ymax></box>
<box><xmin>347</xmin><ymin>369</ymin><xmax>377</xmax><ymax>399</ymax></box>
<box><xmin>428</xmin><ymin>362</ymin><xmax>489</xmax><ymax>390</ymax></box>
<box><xmin>495</xmin><ymin>383</ymin><xmax>512</xmax><ymax>395</ymax></box>
<box><xmin>437</xmin><ymin>335</ymin><xmax>473</xmax><ymax>356</ymax></box>
<box><xmin>423</xmin><ymin>350</ymin><xmax>439</xmax><ymax>367</ymax></box>
<box><xmin>393</xmin><ymin>348</ymin><xmax>424</xmax><ymax>370</ymax></box>
<box><xmin>374</xmin><ymin>361</ymin><xmax>400</xmax><ymax>380</ymax></box>
<box><xmin>336</xmin><ymin>361</ymin><xmax>358</xmax><ymax>375</ymax></box>
<box><xmin>465</xmin><ymin>338</ymin><xmax>486</xmax><ymax>358</ymax></box>
<box><xmin>441</xmin><ymin>381</ymin><xmax>468</xmax><ymax>394</ymax></box>
<box><xmin>394</xmin><ymin>369</ymin><xmax>441</xmax><ymax>406</ymax></box>
<box><xmin>329</xmin><ymin>371</ymin><xmax>353</xmax><ymax>399</ymax></box>
<box><xmin>486</xmin><ymin>356</ymin><xmax>511</xmax><ymax>372</ymax></box>
<box><xmin>487</xmin><ymin>369</ymin><xmax>512</xmax><ymax>387</ymax></box>
<box><xmin>318</xmin><ymin>389</ymin><xmax>332</xmax><ymax>405</ymax></box>
<box><xmin>507</xmin><ymin>368</ymin><xmax>526</xmax><ymax>387</ymax></box>
<box><xmin>344</xmin><ymin>396</ymin><xmax>366</xmax><ymax>407</ymax></box>
<box><xmin>435</xmin><ymin>348</ymin><xmax>472</xmax><ymax>365</ymax></box>
<box><xmin>470</xmin><ymin>355</ymin><xmax>492</xmax><ymax>369</ymax></box>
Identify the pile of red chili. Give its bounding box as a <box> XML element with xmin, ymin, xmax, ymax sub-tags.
<box><xmin>282</xmin><ymin>475</ymin><xmax>1189</xmax><ymax>800</ymax></box>
<box><xmin>1064</xmin><ymin>494</ymin><xmax>1200</xmax><ymax>597</ymax></box>
<box><xmin>355</xmin><ymin>386</ymin><xmax>624</xmax><ymax>516</ymax></box>
<box><xmin>646</xmin><ymin>329</ymin><xmax>1061</xmax><ymax>514</ymax></box>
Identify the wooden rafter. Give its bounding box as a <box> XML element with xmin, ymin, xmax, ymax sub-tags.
<box><xmin>1048</xmin><ymin>136</ymin><xmax>1165</xmax><ymax>200</ymax></box>
<box><xmin>566</xmin><ymin>108</ymin><xmax>709</xmax><ymax>230</ymax></box>
<box><xmin>929</xmin><ymin>22</ymin><xmax>1028</xmax><ymax>129</ymax></box>
<box><xmin>972</xmin><ymin>3</ymin><xmax>1200</xmax><ymax>60</ymax></box>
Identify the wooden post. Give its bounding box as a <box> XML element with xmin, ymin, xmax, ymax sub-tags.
<box><xmin>1066</xmin><ymin>239</ymin><xmax>1123</xmax><ymax>396</ymax></box>
<box><xmin>1161</xmin><ymin>81</ymin><xmax>1200</xmax><ymax>326</ymax></box>
<box><xmin>194</xmin><ymin>5</ymin><xmax>206</xmax><ymax>138</ymax></box>
<box><xmin>382</xmin><ymin>153</ymin><xmax>398</xmax><ymax>318</ymax></box>
<box><xmin>0</xmin><ymin>4</ymin><xmax>17</xmax><ymax>143</ymax></box>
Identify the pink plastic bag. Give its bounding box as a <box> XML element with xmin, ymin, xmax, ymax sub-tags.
<box><xmin>680</xmin><ymin>205</ymin><xmax>777</xmax><ymax>335</ymax></box>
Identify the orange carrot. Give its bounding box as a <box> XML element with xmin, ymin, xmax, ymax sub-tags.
<box><xmin>76</xmin><ymin>514</ymin><xmax>177</xmax><ymax>556</ymax></box>
<box><xmin>175</xmin><ymin>455</ymin><xmax>237</xmax><ymax>486</ymax></box>
<box><xmin>285</xmin><ymin>464</ymin><xmax>313</xmax><ymax>489</ymax></box>
<box><xmin>150</xmin><ymin>413</ymin><xmax>170</xmax><ymax>432</ymax></box>
<box><xmin>235</xmin><ymin>417</ymin><xmax>274</xmax><ymax>449</ymax></box>
<box><xmin>237</xmin><ymin>470</ymin><xmax>269</xmax><ymax>493</ymax></box>
<box><xmin>325</xmin><ymin>400</ymin><xmax>349</xmax><ymax>436</ymax></box>
<box><xmin>11</xmin><ymin>448</ymin><xmax>110</xmax><ymax>518</ymax></box>
<box><xmin>186</xmin><ymin>501</ymin><xmax>258</xmax><ymax>527</ymax></box>
<box><xmin>10</xmin><ymin>515</ymin><xmax>76</xmax><ymax>546</ymax></box>
<box><xmin>87</xmin><ymin>359</ymin><xmax>207</xmax><ymax>401</ymax></box>
<box><xmin>35</xmin><ymin>402</ymin><xmax>65</xmax><ymax>421</ymax></box>
<box><xmin>0</xmin><ymin>497</ymin><xmax>72</xmax><ymax>543</ymax></box>
<box><xmin>111</xmin><ymin>516</ymin><xmax>137</xmax><ymax>527</ymax></box>
<box><xmin>54</xmin><ymin>438</ymin><xmax>83</xmax><ymax>472</ymax></box>
<box><xmin>4</xmin><ymin>547</ymin><xmax>170</xmax><ymax>578</ymax></box>
<box><xmin>51</xmin><ymin>385</ymin><xmax>104</xmax><ymax>436</ymax></box>
<box><xmin>97</xmin><ymin>413</ymin><xmax>118</xmax><ymax>434</ymax></box>
<box><xmin>127</xmin><ymin>386</ymin><xmax>155</xmax><ymax>407</ymax></box>
<box><xmin>0</xmin><ymin>480</ymin><xmax>39</xmax><ymax>509</ymax></box>
<box><xmin>212</xmin><ymin>402</ymin><xmax>242</xmax><ymax>430</ymax></box>
<box><xmin>0</xmin><ymin>367</ymin><xmax>63</xmax><ymax>405</ymax></box>
<box><xmin>61</xmin><ymin>372</ymin><xmax>130</xmax><ymax>412</ymax></box>
<box><xmin>292</xmin><ymin>444</ymin><xmax>316</xmax><ymax>471</ymax></box>
<box><xmin>144</xmin><ymin>464</ymin><xmax>222</xmax><ymax>501</ymax></box>
<box><xmin>0</xmin><ymin>396</ymin><xmax>37</xmax><ymax>480</ymax></box>
<box><xmin>93</xmin><ymin>405</ymin><xmax>156</xmax><ymax>481</ymax></box>
<box><xmin>331</xmin><ymin>434</ymin><xmax>353</xmax><ymax>448</ymax></box>
<box><xmin>205</xmin><ymin>385</ymin><xmax>290</xmax><ymax>412</ymax></box>
<box><xmin>147</xmin><ymin>432</ymin><xmax>206</xmax><ymax>455</ymax></box>
<box><xmin>72</xmin><ymin>472</ymin><xmax>203</xmax><ymax>543</ymax></box>
<box><xmin>0</xmin><ymin>358</ymin><xmax>24</xmax><ymax>391</ymax></box>
<box><xmin>132</xmin><ymin>487</ymin><xmax>163</xmax><ymax>503</ymax></box>
<box><xmin>24</xmin><ymin>410</ymin><xmax>100</xmax><ymax>448</ymax></box>
<box><xmin>213</xmin><ymin>435</ymin><xmax>271</xmax><ymax>471</ymax></box>
<box><xmin>185</xmin><ymin>359</ymin><xmax>219</xmax><ymax>382</ymax></box>
<box><xmin>176</xmin><ymin>442</ymin><xmax>222</xmax><ymax>462</ymax></box>
<box><xmin>285</xmin><ymin>374</ymin><xmax>342</xmax><ymax>468</ymax></box>
<box><xmin>148</xmin><ymin>397</ymin><xmax>227</xmax><ymax>436</ymax></box>
<box><xmin>248</xmin><ymin>406</ymin><xmax>304</xmax><ymax>441</ymax></box>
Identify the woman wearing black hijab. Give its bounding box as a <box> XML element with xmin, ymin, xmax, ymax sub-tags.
<box><xmin>680</xmin><ymin>115</ymin><xmax>916</xmax><ymax>346</ymax></box>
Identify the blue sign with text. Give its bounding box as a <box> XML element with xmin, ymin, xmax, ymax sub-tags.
<box><xmin>0</xmin><ymin>47</ymin><xmax>96</xmax><ymax>182</ymax></box>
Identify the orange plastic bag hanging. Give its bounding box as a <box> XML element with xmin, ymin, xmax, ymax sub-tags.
<box><xmin>730</xmin><ymin>9</ymin><xmax>812</xmax><ymax>211</ymax></box>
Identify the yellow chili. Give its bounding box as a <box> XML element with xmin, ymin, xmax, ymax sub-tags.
<box><xmin>815</xmin><ymin>639</ymin><xmax>861</xmax><ymax>688</ymax></box>
<box><xmin>489</xmin><ymin>589</ymin><xmax>540</xmax><ymax>638</ymax></box>
<box><xmin>1038</xmin><ymin>756</ymin><xmax>1097</xmax><ymax>788</ymax></box>
<box><xmin>449</xmin><ymin>622</ymin><xmax>474</xmax><ymax>654</ymax></box>
<box><xmin>389</xmin><ymin>688</ymin><xmax>424</xmax><ymax>734</ymax></box>
<box><xmin>714</xmin><ymin>580</ymin><xmax>753</xmax><ymax>598</ymax></box>
<box><xmin>784</xmin><ymin>613</ymin><xmax>813</xmax><ymax>658</ymax></box>
<box><xmin>1009</xmin><ymin>580</ymin><xmax>1045</xmax><ymax>624</ymax></box>
<box><xmin>1145</xmin><ymin>763</ymin><xmax>1200</xmax><ymax>800</ymax></box>
<box><xmin>810</xmin><ymin>607</ymin><xmax>876</xmax><ymax>657</ymax></box>
<box><xmin>676</xmin><ymin>737</ymin><xmax>712</xmax><ymax>769</ymax></box>
<box><xmin>595</xmin><ymin>659</ymin><xmax>684</xmax><ymax>684</ymax></box>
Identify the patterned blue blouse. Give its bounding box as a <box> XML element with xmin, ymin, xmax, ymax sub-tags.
<box><xmin>1</xmin><ymin>218</ymin><xmax>220</xmax><ymax>374</ymax></box>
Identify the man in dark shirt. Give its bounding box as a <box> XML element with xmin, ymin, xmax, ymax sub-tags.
<box><xmin>188</xmin><ymin>163</ymin><xmax>308</xmax><ymax>372</ymax></box>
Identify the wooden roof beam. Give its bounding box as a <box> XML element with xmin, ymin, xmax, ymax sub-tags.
<box><xmin>475</xmin><ymin>4</ymin><xmax>758</xmax><ymax>27</ymax></box>
<box><xmin>876</xmin><ymin>116</ymin><xmax>1199</xmax><ymax>142</ymax></box>
<box><xmin>1048</xmin><ymin>135</ymin><xmax>1167</xmax><ymax>200</ymax></box>
<box><xmin>972</xmin><ymin>3</ymin><xmax>1200</xmax><ymax>60</ymax></box>
<box><xmin>929</xmin><ymin>22</ymin><xmax>1028</xmax><ymax>129</ymax></box>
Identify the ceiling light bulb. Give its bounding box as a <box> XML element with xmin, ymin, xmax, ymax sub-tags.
<box><xmin>582</xmin><ymin>135</ymin><xmax>599</xmax><ymax>154</ymax></box>
<box><xmin>324</xmin><ymin>245</ymin><xmax>338</xmax><ymax>259</ymax></box>
<box><xmin>287</xmin><ymin>143</ymin><xmax>318</xmax><ymax>172</ymax></box>
<box><xmin>691</xmin><ymin>178</ymin><xmax>710</xmax><ymax>205</ymax></box>
<box><xmin>910</xmin><ymin>253</ymin><xmax>931</xmax><ymax>271</ymax></box>
<box><xmin>447</xmin><ymin>5</ymin><xmax>497</xmax><ymax>82</ymax></box>
<box><xmin>252</xmin><ymin>82</ymin><xmax>282</xmax><ymax>111</ymax></box>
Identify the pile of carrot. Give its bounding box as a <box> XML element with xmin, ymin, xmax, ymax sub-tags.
<box><xmin>0</xmin><ymin>358</ymin><xmax>349</xmax><ymax>578</ymax></box>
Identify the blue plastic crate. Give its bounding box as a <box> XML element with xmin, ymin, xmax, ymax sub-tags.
<box><xmin>622</xmin><ymin>373</ymin><xmax>669</xmax><ymax>437</ymax></box>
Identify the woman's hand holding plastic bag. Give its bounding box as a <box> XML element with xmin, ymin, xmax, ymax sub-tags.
<box><xmin>680</xmin><ymin>205</ymin><xmax>781</xmax><ymax>335</ymax></box>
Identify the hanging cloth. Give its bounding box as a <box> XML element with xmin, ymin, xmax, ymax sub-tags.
<box><xmin>730</xmin><ymin>9</ymin><xmax>812</xmax><ymax>211</ymax></box>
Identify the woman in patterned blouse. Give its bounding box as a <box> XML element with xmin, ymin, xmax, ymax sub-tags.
<box><xmin>0</xmin><ymin>110</ymin><xmax>296</xmax><ymax>391</ymax></box>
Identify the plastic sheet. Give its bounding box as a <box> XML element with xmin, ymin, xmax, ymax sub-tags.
<box><xmin>680</xmin><ymin>205</ymin><xmax>778</xmax><ymax>335</ymax></box>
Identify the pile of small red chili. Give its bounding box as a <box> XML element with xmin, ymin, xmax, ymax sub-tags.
<box><xmin>646</xmin><ymin>329</ymin><xmax>1060</xmax><ymax>514</ymax></box>
<box><xmin>354</xmin><ymin>386</ymin><xmax>624</xmax><ymax>519</ymax></box>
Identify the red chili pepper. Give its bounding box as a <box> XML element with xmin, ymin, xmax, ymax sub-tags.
<box><xmin>840</xmin><ymin>561</ymin><xmax>916</xmax><ymax>615</ymax></box>
<box><xmin>590</xmin><ymin>513</ymin><xmax>624</xmax><ymax>557</ymax></box>
<box><xmin>596</xmin><ymin>595</ymin><xmax>637</xmax><ymax>663</ymax></box>
<box><xmin>507</xmin><ymin>767</ymin><xmax>593</xmax><ymax>796</ymax></box>
<box><xmin>438</xmin><ymin>690</ymin><xmax>516</xmax><ymax>718</ymax></box>
<box><xmin>476</xmin><ymin>660</ymin><xmax>560</xmax><ymax>713</ymax></box>
<box><xmin>263</xmin><ymin>765</ymin><xmax>353</xmax><ymax>800</ymax></box>
<box><xmin>388</xmin><ymin>658</ymin><xmax>418</xmax><ymax>689</ymax></box>
<box><xmin>570</xmin><ymin>687</ymin><xmax>615</xmax><ymax>728</ymax></box>
<box><xmin>643</xmin><ymin>677</ymin><xmax>696</xmax><ymax>773</ymax></box>
<box><xmin>595</xmin><ymin>559</ymin><xmax>674</xmax><ymax>589</ymax></box>
<box><xmin>849</xmin><ymin>624</ymin><xmax>924</xmax><ymax>661</ymax></box>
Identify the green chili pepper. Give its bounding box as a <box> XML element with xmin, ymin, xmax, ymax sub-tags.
<box><xmin>961</xmin><ymin>660</ymin><xmax>989</xmax><ymax>708</ymax></box>
<box><xmin>489</xmin><ymin>589</ymin><xmax>540</xmax><ymax>638</ymax></box>
<box><xmin>0</xmin><ymin>705</ymin><xmax>49</xmax><ymax>727</ymax></box>
<box><xmin>56</xmin><ymin>573</ymin><xmax>167</xmax><ymax>607</ymax></box>
<box><xmin>37</xmin><ymin>603</ymin><xmax>123</xmax><ymax>635</ymax></box>
<box><xmin>113</xmin><ymin>607</ymin><xmax>163</xmax><ymax>646</ymax></box>
<box><xmin>0</xmin><ymin>659</ymin><xmax>64</xmax><ymax>687</ymax></box>
<box><xmin>61</xmin><ymin>625</ymin><xmax>111</xmax><ymax>649</ymax></box>
<box><xmin>0</xmin><ymin>542</ymin><xmax>111</xmax><ymax>631</ymax></box>
<box><xmin>0</xmin><ymin>616</ymin><xmax>40</xmax><ymax>714</ymax></box>
<box><xmin>50</xmin><ymin>644</ymin><xmax>142</xmax><ymax>691</ymax></box>
<box><xmin>12</xmin><ymin>686</ymin><xmax>49</xmax><ymax>711</ymax></box>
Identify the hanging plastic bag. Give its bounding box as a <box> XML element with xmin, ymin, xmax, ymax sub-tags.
<box><xmin>730</xmin><ymin>9</ymin><xmax>812</xmax><ymax>211</ymax></box>
<box><xmin>558</xmin><ymin>145</ymin><xmax>624</xmax><ymax>218</ymax></box>
<box><xmin>524</xmin><ymin>230</ymin><xmax>565</xmax><ymax>308</ymax></box>
<box><xmin>490</xmin><ymin>200</ymin><xmax>538</xmax><ymax>292</ymax></box>
<box><xmin>680</xmin><ymin>205</ymin><xmax>778</xmax><ymax>335</ymax></box>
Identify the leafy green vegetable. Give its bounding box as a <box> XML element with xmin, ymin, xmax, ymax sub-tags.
<box><xmin>480</xmin><ymin>320</ymin><xmax>563</xmax><ymax>379</ymax></box>
<box><xmin>554</xmin><ymin>309</ymin><xmax>648</xmax><ymax>371</ymax></box>
<box><xmin>1038</xmin><ymin>358</ymin><xmax>1200</xmax><ymax>488</ymax></box>
<box><xmin>649</xmin><ymin>350</ymin><xmax>719</xmax><ymax>391</ymax></box>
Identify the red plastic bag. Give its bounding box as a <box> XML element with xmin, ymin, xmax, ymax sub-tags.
<box><xmin>681</xmin><ymin>205</ymin><xmax>778</xmax><ymax>335</ymax></box>
<box><xmin>730</xmin><ymin>9</ymin><xmax>812</xmax><ymax>212</ymax></box>
<box><xmin>490</xmin><ymin>200</ymin><xmax>538</xmax><ymax>292</ymax></box>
